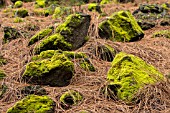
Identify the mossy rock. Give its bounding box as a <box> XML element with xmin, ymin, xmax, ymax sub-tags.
<box><xmin>13</xmin><ymin>8</ymin><xmax>29</xmax><ymax>18</ymax></box>
<box><xmin>106</xmin><ymin>52</ymin><xmax>163</xmax><ymax>101</ymax></box>
<box><xmin>99</xmin><ymin>10</ymin><xmax>144</xmax><ymax>42</ymax></box>
<box><xmin>60</xmin><ymin>90</ymin><xmax>83</xmax><ymax>109</ymax></box>
<box><xmin>56</xmin><ymin>13</ymin><xmax>91</xmax><ymax>50</ymax></box>
<box><xmin>0</xmin><ymin>70</ymin><xmax>6</xmax><ymax>80</ymax></box>
<box><xmin>34</xmin><ymin>33</ymin><xmax>72</xmax><ymax>54</ymax></box>
<box><xmin>21</xmin><ymin>85</ymin><xmax>47</xmax><ymax>96</ymax></box>
<box><xmin>152</xmin><ymin>30</ymin><xmax>170</xmax><ymax>38</ymax></box>
<box><xmin>160</xmin><ymin>19</ymin><xmax>170</xmax><ymax>26</ymax></box>
<box><xmin>35</xmin><ymin>0</ymin><xmax>47</xmax><ymax>8</ymax></box>
<box><xmin>22</xmin><ymin>52</ymin><xmax>74</xmax><ymax>87</ymax></box>
<box><xmin>32</xmin><ymin>50</ymin><xmax>95</xmax><ymax>72</ymax></box>
<box><xmin>88</xmin><ymin>3</ymin><xmax>102</xmax><ymax>13</ymax></box>
<box><xmin>14</xmin><ymin>1</ymin><xmax>23</xmax><ymax>8</ymax></box>
<box><xmin>28</xmin><ymin>28</ymin><xmax>53</xmax><ymax>46</ymax></box>
<box><xmin>137</xmin><ymin>20</ymin><xmax>155</xmax><ymax>30</ymax></box>
<box><xmin>7</xmin><ymin>95</ymin><xmax>56</xmax><ymax>113</ymax></box>
<box><xmin>3</xmin><ymin>27</ymin><xmax>21</xmax><ymax>43</ymax></box>
<box><xmin>93</xmin><ymin>44</ymin><xmax>117</xmax><ymax>62</ymax></box>
<box><xmin>52</xmin><ymin>6</ymin><xmax>72</xmax><ymax>19</ymax></box>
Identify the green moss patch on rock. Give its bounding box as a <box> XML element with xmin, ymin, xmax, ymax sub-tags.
<box><xmin>28</xmin><ymin>28</ymin><xmax>53</xmax><ymax>46</ymax></box>
<box><xmin>14</xmin><ymin>1</ymin><xmax>23</xmax><ymax>8</ymax></box>
<box><xmin>106</xmin><ymin>52</ymin><xmax>163</xmax><ymax>101</ymax></box>
<box><xmin>99</xmin><ymin>10</ymin><xmax>144</xmax><ymax>42</ymax></box>
<box><xmin>7</xmin><ymin>95</ymin><xmax>55</xmax><ymax>113</ymax></box>
<box><xmin>60</xmin><ymin>90</ymin><xmax>83</xmax><ymax>109</ymax></box>
<box><xmin>88</xmin><ymin>3</ymin><xmax>102</xmax><ymax>13</ymax></box>
<box><xmin>35</xmin><ymin>0</ymin><xmax>47</xmax><ymax>8</ymax></box>
<box><xmin>137</xmin><ymin>20</ymin><xmax>155</xmax><ymax>30</ymax></box>
<box><xmin>3</xmin><ymin>26</ymin><xmax>21</xmax><ymax>43</ymax></box>
<box><xmin>13</xmin><ymin>8</ymin><xmax>29</xmax><ymax>18</ymax></box>
<box><xmin>152</xmin><ymin>30</ymin><xmax>170</xmax><ymax>39</ymax></box>
<box><xmin>22</xmin><ymin>52</ymin><xmax>74</xmax><ymax>87</ymax></box>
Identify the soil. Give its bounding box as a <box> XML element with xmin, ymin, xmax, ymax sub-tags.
<box><xmin>0</xmin><ymin>0</ymin><xmax>170</xmax><ymax>113</ymax></box>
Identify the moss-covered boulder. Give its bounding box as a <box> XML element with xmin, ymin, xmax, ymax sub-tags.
<box><xmin>99</xmin><ymin>10</ymin><xmax>144</xmax><ymax>42</ymax></box>
<box><xmin>13</xmin><ymin>8</ymin><xmax>29</xmax><ymax>18</ymax></box>
<box><xmin>56</xmin><ymin>13</ymin><xmax>91</xmax><ymax>50</ymax></box>
<box><xmin>14</xmin><ymin>1</ymin><xmax>23</xmax><ymax>8</ymax></box>
<box><xmin>3</xmin><ymin>27</ymin><xmax>21</xmax><ymax>43</ymax></box>
<box><xmin>28</xmin><ymin>28</ymin><xmax>53</xmax><ymax>46</ymax></box>
<box><xmin>106</xmin><ymin>52</ymin><xmax>163</xmax><ymax>101</ymax></box>
<box><xmin>152</xmin><ymin>30</ymin><xmax>170</xmax><ymax>39</ymax></box>
<box><xmin>22</xmin><ymin>52</ymin><xmax>74</xmax><ymax>87</ymax></box>
<box><xmin>21</xmin><ymin>85</ymin><xmax>47</xmax><ymax>96</ymax></box>
<box><xmin>7</xmin><ymin>95</ymin><xmax>56</xmax><ymax>113</ymax></box>
<box><xmin>35</xmin><ymin>14</ymin><xmax>91</xmax><ymax>54</ymax></box>
<box><xmin>60</xmin><ymin>90</ymin><xmax>83</xmax><ymax>109</ymax></box>
<box><xmin>88</xmin><ymin>3</ymin><xmax>102</xmax><ymax>13</ymax></box>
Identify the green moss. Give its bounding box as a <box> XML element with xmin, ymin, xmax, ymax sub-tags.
<box><xmin>14</xmin><ymin>1</ymin><xmax>23</xmax><ymax>8</ymax></box>
<box><xmin>13</xmin><ymin>8</ymin><xmax>28</xmax><ymax>18</ymax></box>
<box><xmin>100</xmin><ymin>0</ymin><xmax>112</xmax><ymax>4</ymax></box>
<box><xmin>107</xmin><ymin>52</ymin><xmax>163</xmax><ymax>101</ymax></box>
<box><xmin>28</xmin><ymin>28</ymin><xmax>53</xmax><ymax>46</ymax></box>
<box><xmin>99</xmin><ymin>10</ymin><xmax>144</xmax><ymax>42</ymax></box>
<box><xmin>152</xmin><ymin>30</ymin><xmax>170</xmax><ymax>38</ymax></box>
<box><xmin>7</xmin><ymin>95</ymin><xmax>55</xmax><ymax>113</ymax></box>
<box><xmin>0</xmin><ymin>55</ymin><xmax>7</xmax><ymax>66</ymax></box>
<box><xmin>52</xmin><ymin>6</ymin><xmax>72</xmax><ymax>19</ymax></box>
<box><xmin>88</xmin><ymin>3</ymin><xmax>102</xmax><ymax>13</ymax></box>
<box><xmin>0</xmin><ymin>84</ymin><xmax>7</xmax><ymax>99</ymax></box>
<box><xmin>35</xmin><ymin>0</ymin><xmax>46</xmax><ymax>8</ymax></box>
<box><xmin>13</xmin><ymin>17</ymin><xmax>24</xmax><ymax>23</ymax></box>
<box><xmin>60</xmin><ymin>90</ymin><xmax>83</xmax><ymax>106</ymax></box>
<box><xmin>0</xmin><ymin>70</ymin><xmax>6</xmax><ymax>80</ymax></box>
<box><xmin>34</xmin><ymin>33</ymin><xmax>72</xmax><ymax>54</ymax></box>
<box><xmin>22</xmin><ymin>53</ymin><xmax>74</xmax><ymax>86</ymax></box>
<box><xmin>80</xmin><ymin>59</ymin><xmax>95</xmax><ymax>72</ymax></box>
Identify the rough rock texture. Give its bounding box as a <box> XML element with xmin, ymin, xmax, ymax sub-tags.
<box><xmin>56</xmin><ymin>13</ymin><xmax>91</xmax><ymax>50</ymax></box>
<box><xmin>60</xmin><ymin>90</ymin><xmax>83</xmax><ymax>109</ymax></box>
<box><xmin>106</xmin><ymin>52</ymin><xmax>163</xmax><ymax>101</ymax></box>
<box><xmin>3</xmin><ymin>27</ymin><xmax>21</xmax><ymax>43</ymax></box>
<box><xmin>28</xmin><ymin>28</ymin><xmax>53</xmax><ymax>46</ymax></box>
<box><xmin>22</xmin><ymin>52</ymin><xmax>74</xmax><ymax>87</ymax></box>
<box><xmin>7</xmin><ymin>95</ymin><xmax>55</xmax><ymax>113</ymax></box>
<box><xmin>99</xmin><ymin>10</ymin><xmax>144</xmax><ymax>42</ymax></box>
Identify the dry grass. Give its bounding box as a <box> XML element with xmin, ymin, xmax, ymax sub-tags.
<box><xmin>0</xmin><ymin>0</ymin><xmax>170</xmax><ymax>112</ymax></box>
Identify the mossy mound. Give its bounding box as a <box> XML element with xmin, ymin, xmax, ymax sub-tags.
<box><xmin>28</xmin><ymin>28</ymin><xmax>53</xmax><ymax>46</ymax></box>
<box><xmin>99</xmin><ymin>10</ymin><xmax>144</xmax><ymax>42</ymax></box>
<box><xmin>3</xmin><ymin>27</ymin><xmax>21</xmax><ymax>43</ymax></box>
<box><xmin>60</xmin><ymin>90</ymin><xmax>83</xmax><ymax>109</ymax></box>
<box><xmin>56</xmin><ymin>13</ymin><xmax>91</xmax><ymax>50</ymax></box>
<box><xmin>152</xmin><ymin>30</ymin><xmax>170</xmax><ymax>39</ymax></box>
<box><xmin>13</xmin><ymin>8</ymin><xmax>29</xmax><ymax>18</ymax></box>
<box><xmin>137</xmin><ymin>20</ymin><xmax>155</xmax><ymax>30</ymax></box>
<box><xmin>21</xmin><ymin>85</ymin><xmax>47</xmax><ymax>96</ymax></box>
<box><xmin>7</xmin><ymin>95</ymin><xmax>56</xmax><ymax>113</ymax></box>
<box><xmin>88</xmin><ymin>3</ymin><xmax>102</xmax><ymax>13</ymax></box>
<box><xmin>32</xmin><ymin>50</ymin><xmax>95</xmax><ymax>72</ymax></box>
<box><xmin>22</xmin><ymin>52</ymin><xmax>74</xmax><ymax>87</ymax></box>
<box><xmin>14</xmin><ymin>1</ymin><xmax>23</xmax><ymax>8</ymax></box>
<box><xmin>52</xmin><ymin>6</ymin><xmax>72</xmax><ymax>19</ymax></box>
<box><xmin>106</xmin><ymin>52</ymin><xmax>163</xmax><ymax>101</ymax></box>
<box><xmin>35</xmin><ymin>0</ymin><xmax>47</xmax><ymax>8</ymax></box>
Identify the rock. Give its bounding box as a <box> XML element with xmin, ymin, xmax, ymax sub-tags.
<box><xmin>152</xmin><ymin>30</ymin><xmax>170</xmax><ymax>39</ymax></box>
<box><xmin>3</xmin><ymin>27</ymin><xmax>21</xmax><ymax>43</ymax></box>
<box><xmin>28</xmin><ymin>28</ymin><xmax>53</xmax><ymax>46</ymax></box>
<box><xmin>99</xmin><ymin>10</ymin><xmax>144</xmax><ymax>42</ymax></box>
<box><xmin>21</xmin><ymin>85</ymin><xmax>47</xmax><ymax>96</ymax></box>
<box><xmin>22</xmin><ymin>51</ymin><xmax>74</xmax><ymax>87</ymax></box>
<box><xmin>14</xmin><ymin>1</ymin><xmax>23</xmax><ymax>8</ymax></box>
<box><xmin>88</xmin><ymin>3</ymin><xmax>102</xmax><ymax>13</ymax></box>
<box><xmin>106</xmin><ymin>52</ymin><xmax>163</xmax><ymax>101</ymax></box>
<box><xmin>13</xmin><ymin>8</ymin><xmax>29</xmax><ymax>18</ymax></box>
<box><xmin>137</xmin><ymin>20</ymin><xmax>155</xmax><ymax>30</ymax></box>
<box><xmin>56</xmin><ymin>13</ymin><xmax>91</xmax><ymax>50</ymax></box>
<box><xmin>60</xmin><ymin>90</ymin><xmax>83</xmax><ymax>109</ymax></box>
<box><xmin>7</xmin><ymin>95</ymin><xmax>56</xmax><ymax>113</ymax></box>
<box><xmin>34</xmin><ymin>14</ymin><xmax>91</xmax><ymax>54</ymax></box>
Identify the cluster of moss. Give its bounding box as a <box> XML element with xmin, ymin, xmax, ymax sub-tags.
<box><xmin>7</xmin><ymin>95</ymin><xmax>55</xmax><ymax>113</ymax></box>
<box><xmin>106</xmin><ymin>52</ymin><xmax>163</xmax><ymax>101</ymax></box>
<box><xmin>0</xmin><ymin>70</ymin><xmax>6</xmax><ymax>80</ymax></box>
<box><xmin>13</xmin><ymin>17</ymin><xmax>24</xmax><ymax>23</ymax></box>
<box><xmin>99</xmin><ymin>10</ymin><xmax>144</xmax><ymax>42</ymax></box>
<box><xmin>52</xmin><ymin>6</ymin><xmax>72</xmax><ymax>19</ymax></box>
<box><xmin>88</xmin><ymin>3</ymin><xmax>102</xmax><ymax>13</ymax></box>
<box><xmin>13</xmin><ymin>8</ymin><xmax>28</xmax><ymax>18</ymax></box>
<box><xmin>152</xmin><ymin>30</ymin><xmax>170</xmax><ymax>38</ymax></box>
<box><xmin>28</xmin><ymin>28</ymin><xmax>53</xmax><ymax>46</ymax></box>
<box><xmin>14</xmin><ymin>1</ymin><xmax>23</xmax><ymax>8</ymax></box>
<box><xmin>0</xmin><ymin>55</ymin><xmax>7</xmax><ymax>66</ymax></box>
